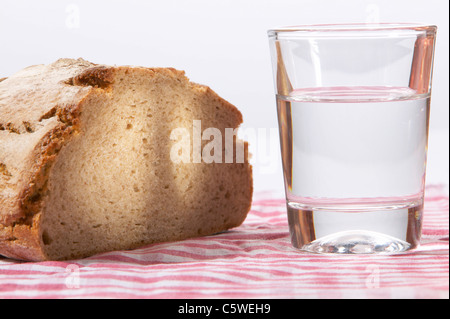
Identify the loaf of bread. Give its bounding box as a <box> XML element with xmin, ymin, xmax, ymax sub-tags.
<box><xmin>0</xmin><ymin>59</ymin><xmax>252</xmax><ymax>261</ymax></box>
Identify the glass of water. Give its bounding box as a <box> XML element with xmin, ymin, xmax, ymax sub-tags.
<box><xmin>268</xmin><ymin>23</ymin><xmax>437</xmax><ymax>254</ymax></box>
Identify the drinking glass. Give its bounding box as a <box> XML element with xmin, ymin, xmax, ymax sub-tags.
<box><xmin>268</xmin><ymin>23</ymin><xmax>437</xmax><ymax>254</ymax></box>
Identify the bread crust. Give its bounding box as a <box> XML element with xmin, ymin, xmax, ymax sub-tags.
<box><xmin>0</xmin><ymin>59</ymin><xmax>252</xmax><ymax>261</ymax></box>
<box><xmin>0</xmin><ymin>59</ymin><xmax>103</xmax><ymax>260</ymax></box>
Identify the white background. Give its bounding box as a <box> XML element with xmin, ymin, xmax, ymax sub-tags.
<box><xmin>1</xmin><ymin>0</ymin><xmax>448</xmax><ymax>195</ymax></box>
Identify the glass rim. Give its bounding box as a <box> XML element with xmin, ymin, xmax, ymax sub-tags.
<box><xmin>268</xmin><ymin>23</ymin><xmax>437</xmax><ymax>37</ymax></box>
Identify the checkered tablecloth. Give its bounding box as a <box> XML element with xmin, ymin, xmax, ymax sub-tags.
<box><xmin>0</xmin><ymin>185</ymin><xmax>448</xmax><ymax>299</ymax></box>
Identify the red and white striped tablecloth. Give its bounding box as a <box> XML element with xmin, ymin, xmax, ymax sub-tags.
<box><xmin>0</xmin><ymin>185</ymin><xmax>448</xmax><ymax>299</ymax></box>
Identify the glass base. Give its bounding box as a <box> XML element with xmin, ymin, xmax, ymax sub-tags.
<box><xmin>301</xmin><ymin>230</ymin><xmax>412</xmax><ymax>254</ymax></box>
<box><xmin>287</xmin><ymin>201</ymin><xmax>423</xmax><ymax>255</ymax></box>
